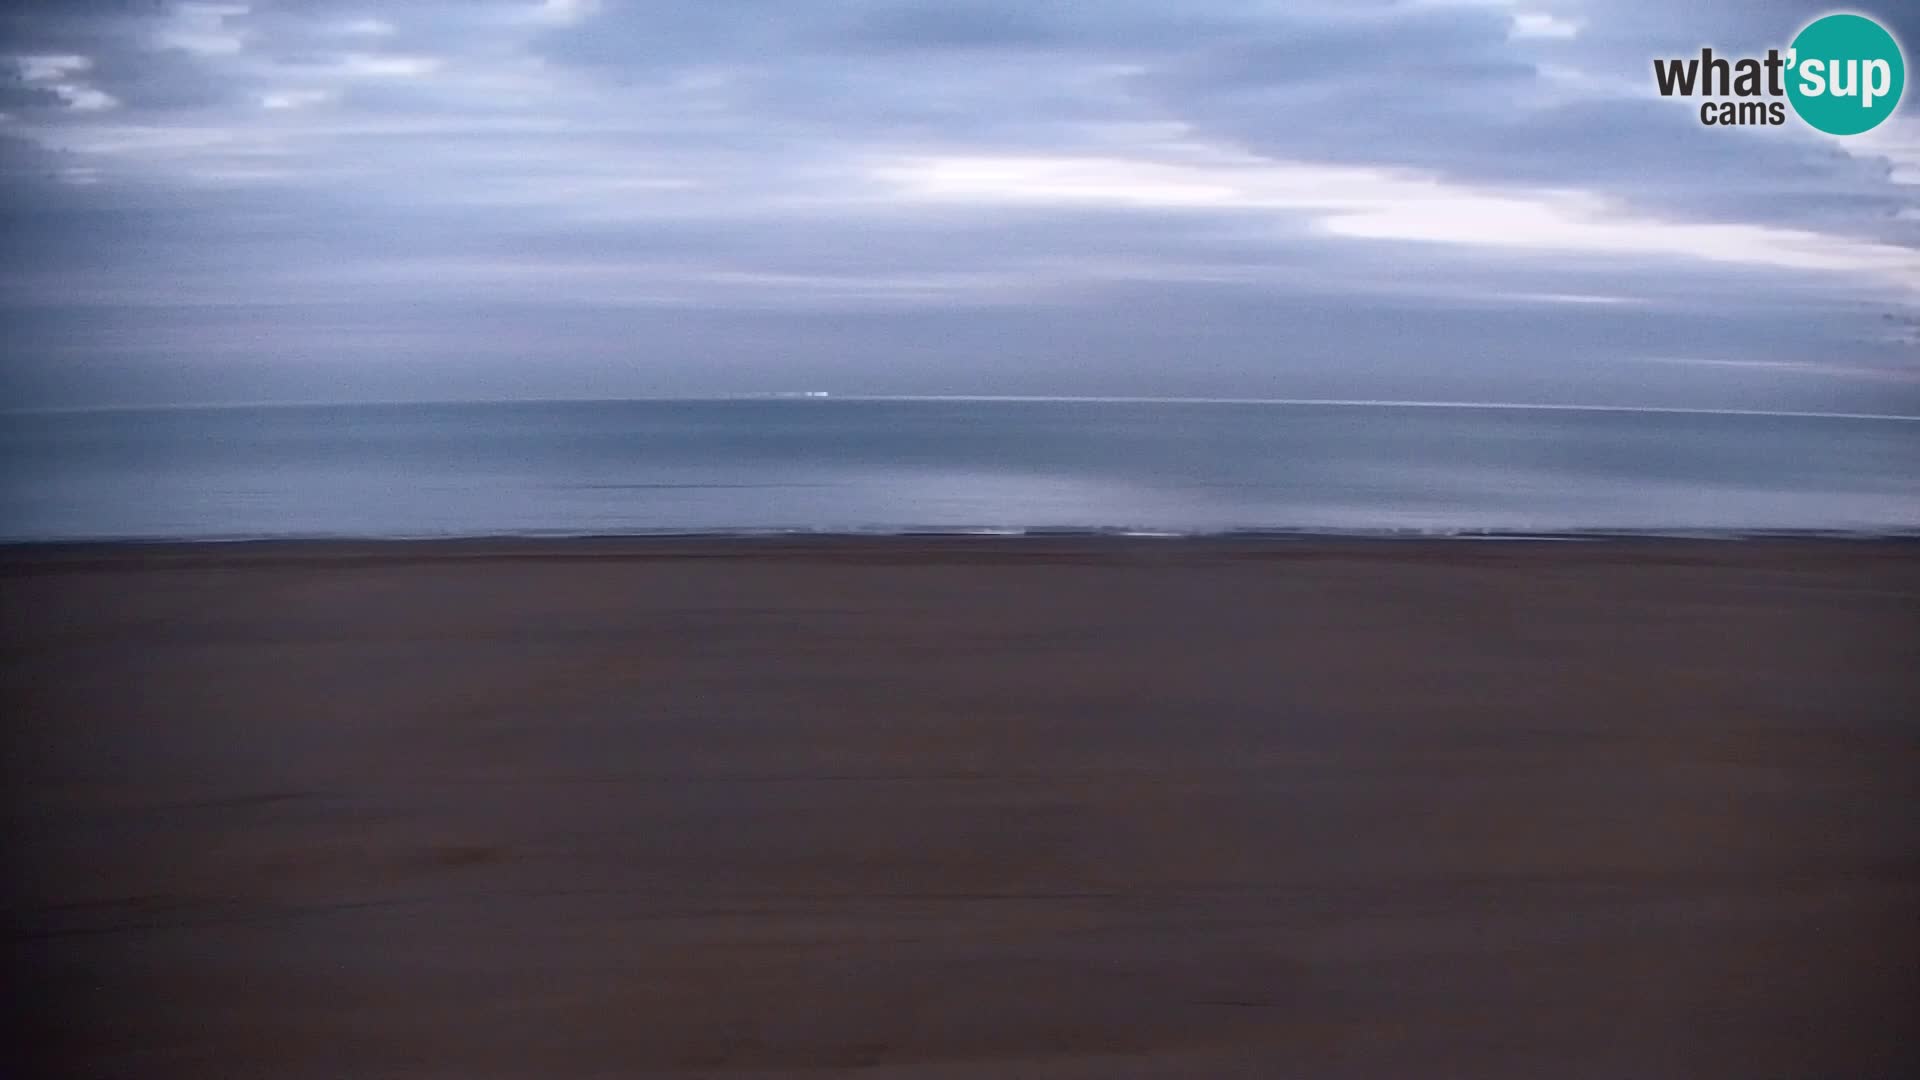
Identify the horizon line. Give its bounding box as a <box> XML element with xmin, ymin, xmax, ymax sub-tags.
<box><xmin>5</xmin><ymin>395</ymin><xmax>1919</xmax><ymax>423</ymax></box>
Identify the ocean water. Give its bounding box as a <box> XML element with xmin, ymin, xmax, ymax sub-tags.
<box><xmin>1</xmin><ymin>399</ymin><xmax>1915</xmax><ymax>541</ymax></box>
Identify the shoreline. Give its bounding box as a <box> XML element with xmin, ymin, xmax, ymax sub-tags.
<box><xmin>5</xmin><ymin>527</ymin><xmax>1917</xmax><ymax>555</ymax></box>
<box><xmin>4</xmin><ymin>533</ymin><xmax>1917</xmax><ymax>579</ymax></box>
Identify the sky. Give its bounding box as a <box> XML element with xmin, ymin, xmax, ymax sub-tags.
<box><xmin>1</xmin><ymin>0</ymin><xmax>1917</xmax><ymax>412</ymax></box>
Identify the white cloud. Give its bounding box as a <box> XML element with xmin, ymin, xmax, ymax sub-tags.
<box><xmin>1829</xmin><ymin>115</ymin><xmax>1920</xmax><ymax>185</ymax></box>
<box><xmin>1509</xmin><ymin>12</ymin><xmax>1584</xmax><ymax>41</ymax></box>
<box><xmin>16</xmin><ymin>54</ymin><xmax>90</xmax><ymax>81</ymax></box>
<box><xmin>1318</xmin><ymin>189</ymin><xmax>1915</xmax><ymax>280</ymax></box>
<box><xmin>878</xmin><ymin>150</ymin><xmax>1920</xmax><ymax>290</ymax></box>
<box><xmin>333</xmin><ymin>53</ymin><xmax>443</xmax><ymax>78</ymax></box>
<box><xmin>12</xmin><ymin>54</ymin><xmax>118</xmax><ymax>111</ymax></box>
<box><xmin>157</xmin><ymin>2</ymin><xmax>249</xmax><ymax>56</ymax></box>
<box><xmin>54</xmin><ymin>86</ymin><xmax>119</xmax><ymax>111</ymax></box>
<box><xmin>1639</xmin><ymin>356</ymin><xmax>1920</xmax><ymax>382</ymax></box>
<box><xmin>1502</xmin><ymin>292</ymin><xmax>1634</xmax><ymax>304</ymax></box>
<box><xmin>533</xmin><ymin>0</ymin><xmax>602</xmax><ymax>26</ymax></box>
<box><xmin>260</xmin><ymin>89</ymin><xmax>336</xmax><ymax>111</ymax></box>
<box><xmin>339</xmin><ymin>18</ymin><xmax>397</xmax><ymax>38</ymax></box>
<box><xmin>159</xmin><ymin>31</ymin><xmax>245</xmax><ymax>56</ymax></box>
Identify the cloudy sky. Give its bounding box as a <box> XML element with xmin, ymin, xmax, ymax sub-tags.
<box><xmin>2</xmin><ymin>0</ymin><xmax>1916</xmax><ymax>411</ymax></box>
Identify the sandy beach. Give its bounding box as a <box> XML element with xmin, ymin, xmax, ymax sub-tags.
<box><xmin>5</xmin><ymin>537</ymin><xmax>1917</xmax><ymax>1078</ymax></box>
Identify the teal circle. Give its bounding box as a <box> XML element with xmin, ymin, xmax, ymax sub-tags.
<box><xmin>1787</xmin><ymin>13</ymin><xmax>1904</xmax><ymax>135</ymax></box>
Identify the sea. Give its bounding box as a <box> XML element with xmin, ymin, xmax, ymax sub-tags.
<box><xmin>1</xmin><ymin>398</ymin><xmax>1915</xmax><ymax>542</ymax></box>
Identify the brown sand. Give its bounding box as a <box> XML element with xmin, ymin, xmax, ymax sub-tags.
<box><xmin>4</xmin><ymin>538</ymin><xmax>1918</xmax><ymax>1078</ymax></box>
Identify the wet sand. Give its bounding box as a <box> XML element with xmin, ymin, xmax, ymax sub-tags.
<box><xmin>5</xmin><ymin>538</ymin><xmax>1918</xmax><ymax>1078</ymax></box>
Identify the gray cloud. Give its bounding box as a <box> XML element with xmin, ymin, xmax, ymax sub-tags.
<box><xmin>0</xmin><ymin>0</ymin><xmax>1915</xmax><ymax>414</ymax></box>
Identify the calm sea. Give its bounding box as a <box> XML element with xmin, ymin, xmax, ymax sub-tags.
<box><xmin>1</xmin><ymin>399</ymin><xmax>1915</xmax><ymax>541</ymax></box>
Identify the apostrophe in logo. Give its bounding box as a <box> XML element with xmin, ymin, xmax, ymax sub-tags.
<box><xmin>1787</xmin><ymin>13</ymin><xmax>1903</xmax><ymax>134</ymax></box>
<box><xmin>1651</xmin><ymin>11</ymin><xmax>1904</xmax><ymax>135</ymax></box>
